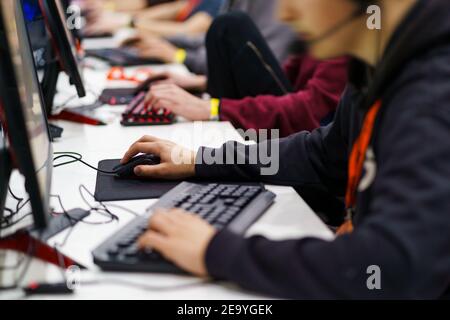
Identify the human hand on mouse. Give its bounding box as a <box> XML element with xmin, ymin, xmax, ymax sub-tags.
<box><xmin>121</xmin><ymin>135</ymin><xmax>196</xmax><ymax>179</ymax></box>
<box><xmin>138</xmin><ymin>208</ymin><xmax>217</xmax><ymax>276</ymax></box>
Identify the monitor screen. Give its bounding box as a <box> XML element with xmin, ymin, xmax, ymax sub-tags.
<box><xmin>22</xmin><ymin>0</ymin><xmax>48</xmax><ymax>70</ymax></box>
<box><xmin>39</xmin><ymin>0</ymin><xmax>86</xmax><ymax>98</ymax></box>
<box><xmin>0</xmin><ymin>0</ymin><xmax>52</xmax><ymax>229</ymax></box>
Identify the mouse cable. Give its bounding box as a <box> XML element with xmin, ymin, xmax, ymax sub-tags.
<box><xmin>53</xmin><ymin>153</ymin><xmax>116</xmax><ymax>175</ymax></box>
<box><xmin>44</xmin><ymin>186</ymin><xmax>139</xmax><ymax>248</ymax></box>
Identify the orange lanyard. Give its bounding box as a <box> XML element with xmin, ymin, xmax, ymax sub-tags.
<box><xmin>336</xmin><ymin>100</ymin><xmax>382</xmax><ymax>236</ymax></box>
<box><xmin>176</xmin><ymin>0</ymin><xmax>201</xmax><ymax>22</ymax></box>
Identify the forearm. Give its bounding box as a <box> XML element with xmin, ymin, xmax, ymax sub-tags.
<box><xmin>195</xmin><ymin>131</ymin><xmax>328</xmax><ymax>187</ymax></box>
<box><xmin>137</xmin><ymin>13</ymin><xmax>212</xmax><ymax>37</ymax></box>
<box><xmin>220</xmin><ymin>94</ymin><xmax>321</xmax><ymax>137</ymax></box>
<box><xmin>205</xmin><ymin>224</ymin><xmax>444</xmax><ymax>299</ymax></box>
<box><xmin>136</xmin><ymin>0</ymin><xmax>187</xmax><ymax>20</ymax></box>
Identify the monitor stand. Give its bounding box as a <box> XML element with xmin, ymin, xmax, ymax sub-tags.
<box><xmin>42</xmin><ymin>56</ymin><xmax>105</xmax><ymax>130</ymax></box>
<box><xmin>1</xmin><ymin>130</ymin><xmax>86</xmax><ymax>270</ymax></box>
<box><xmin>42</xmin><ymin>58</ymin><xmax>64</xmax><ymax>141</ymax></box>
<box><xmin>0</xmin><ymin>132</ymin><xmax>11</xmax><ymax>224</ymax></box>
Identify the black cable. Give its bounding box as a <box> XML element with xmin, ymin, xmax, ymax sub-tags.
<box><xmin>78</xmin><ymin>185</ymin><xmax>119</xmax><ymax>222</ymax></box>
<box><xmin>8</xmin><ymin>187</ymin><xmax>23</xmax><ymax>202</ymax></box>
<box><xmin>51</xmin><ymin>194</ymin><xmax>114</xmax><ymax>226</ymax></box>
<box><xmin>1</xmin><ymin>213</ymin><xmax>33</xmax><ymax>229</ymax></box>
<box><xmin>101</xmin><ymin>203</ymin><xmax>139</xmax><ymax>217</ymax></box>
<box><xmin>53</xmin><ymin>151</ymin><xmax>83</xmax><ymax>167</ymax></box>
<box><xmin>2</xmin><ymin>208</ymin><xmax>14</xmax><ymax>219</ymax></box>
<box><xmin>50</xmin><ymin>194</ymin><xmax>79</xmax><ymax>248</ymax></box>
<box><xmin>1</xmin><ymin>199</ymin><xmax>30</xmax><ymax>229</ymax></box>
<box><xmin>8</xmin><ymin>186</ymin><xmax>27</xmax><ymax>215</ymax></box>
<box><xmin>53</xmin><ymin>154</ymin><xmax>117</xmax><ymax>175</ymax></box>
<box><xmin>1</xmin><ymin>187</ymin><xmax>30</xmax><ymax>233</ymax></box>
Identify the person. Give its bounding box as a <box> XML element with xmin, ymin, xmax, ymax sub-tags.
<box><xmin>77</xmin><ymin>0</ymin><xmax>154</xmax><ymax>13</ymax></box>
<box><xmin>126</xmin><ymin>0</ymin><xmax>298</xmax><ymax>75</ymax></box>
<box><xmin>122</xmin><ymin>0</ymin><xmax>450</xmax><ymax>299</ymax></box>
<box><xmin>84</xmin><ymin>0</ymin><xmax>224</xmax><ymax>37</ymax></box>
<box><xmin>145</xmin><ymin>12</ymin><xmax>348</xmax><ymax>137</ymax></box>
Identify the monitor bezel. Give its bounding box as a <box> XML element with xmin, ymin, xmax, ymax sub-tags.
<box><xmin>0</xmin><ymin>0</ymin><xmax>52</xmax><ymax>230</ymax></box>
<box><xmin>38</xmin><ymin>0</ymin><xmax>86</xmax><ymax>98</ymax></box>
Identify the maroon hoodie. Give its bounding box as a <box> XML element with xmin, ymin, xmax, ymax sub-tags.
<box><xmin>219</xmin><ymin>54</ymin><xmax>348</xmax><ymax>137</ymax></box>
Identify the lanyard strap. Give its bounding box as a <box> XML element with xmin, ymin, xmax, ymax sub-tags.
<box><xmin>337</xmin><ymin>100</ymin><xmax>382</xmax><ymax>236</ymax></box>
<box><xmin>176</xmin><ymin>0</ymin><xmax>201</xmax><ymax>22</ymax></box>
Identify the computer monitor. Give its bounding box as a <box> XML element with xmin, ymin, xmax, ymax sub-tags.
<box><xmin>0</xmin><ymin>125</ymin><xmax>12</xmax><ymax>225</ymax></box>
<box><xmin>38</xmin><ymin>0</ymin><xmax>86</xmax><ymax>98</ymax></box>
<box><xmin>0</xmin><ymin>0</ymin><xmax>52</xmax><ymax>230</ymax></box>
<box><xmin>22</xmin><ymin>0</ymin><xmax>49</xmax><ymax>71</ymax></box>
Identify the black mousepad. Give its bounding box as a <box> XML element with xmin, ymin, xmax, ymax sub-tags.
<box><xmin>94</xmin><ymin>159</ymin><xmax>180</xmax><ymax>202</ymax></box>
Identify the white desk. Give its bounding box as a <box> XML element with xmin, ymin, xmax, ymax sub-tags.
<box><xmin>0</xmin><ymin>47</ymin><xmax>334</xmax><ymax>300</ymax></box>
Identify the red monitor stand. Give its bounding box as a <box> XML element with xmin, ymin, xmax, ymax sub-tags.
<box><xmin>0</xmin><ymin>148</ymin><xmax>84</xmax><ymax>270</ymax></box>
<box><xmin>0</xmin><ymin>231</ymin><xmax>85</xmax><ymax>270</ymax></box>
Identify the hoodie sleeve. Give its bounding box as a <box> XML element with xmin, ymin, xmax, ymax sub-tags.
<box><xmin>219</xmin><ymin>57</ymin><xmax>348</xmax><ymax>137</ymax></box>
<box><xmin>196</xmin><ymin>86</ymin><xmax>354</xmax><ymax>198</ymax></box>
<box><xmin>200</xmin><ymin>58</ymin><xmax>450</xmax><ymax>298</ymax></box>
<box><xmin>204</xmin><ymin>103</ymin><xmax>450</xmax><ymax>300</ymax></box>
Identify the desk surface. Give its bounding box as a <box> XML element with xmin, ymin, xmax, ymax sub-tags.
<box><xmin>0</xmin><ymin>42</ymin><xmax>333</xmax><ymax>300</ymax></box>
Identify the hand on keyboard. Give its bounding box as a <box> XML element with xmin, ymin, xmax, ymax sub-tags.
<box><xmin>137</xmin><ymin>208</ymin><xmax>217</xmax><ymax>276</ymax></box>
<box><xmin>145</xmin><ymin>84</ymin><xmax>211</xmax><ymax>121</ymax></box>
<box><xmin>121</xmin><ymin>135</ymin><xmax>196</xmax><ymax>179</ymax></box>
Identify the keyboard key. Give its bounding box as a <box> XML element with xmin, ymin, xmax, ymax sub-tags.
<box><xmin>124</xmin><ymin>246</ymin><xmax>140</xmax><ymax>257</ymax></box>
<box><xmin>92</xmin><ymin>182</ymin><xmax>276</xmax><ymax>274</ymax></box>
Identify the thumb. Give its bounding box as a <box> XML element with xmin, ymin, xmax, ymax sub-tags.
<box><xmin>134</xmin><ymin>164</ymin><xmax>168</xmax><ymax>179</ymax></box>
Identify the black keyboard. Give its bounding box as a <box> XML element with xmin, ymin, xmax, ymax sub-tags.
<box><xmin>121</xmin><ymin>92</ymin><xmax>176</xmax><ymax>126</ymax></box>
<box><xmin>85</xmin><ymin>48</ymin><xmax>163</xmax><ymax>66</ymax></box>
<box><xmin>92</xmin><ymin>182</ymin><xmax>276</xmax><ymax>274</ymax></box>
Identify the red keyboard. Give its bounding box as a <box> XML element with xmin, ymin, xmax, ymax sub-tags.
<box><xmin>121</xmin><ymin>92</ymin><xmax>176</xmax><ymax>126</ymax></box>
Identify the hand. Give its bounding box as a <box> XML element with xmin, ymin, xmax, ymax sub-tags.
<box><xmin>81</xmin><ymin>0</ymin><xmax>147</xmax><ymax>12</ymax></box>
<box><xmin>129</xmin><ymin>37</ymin><xmax>179</xmax><ymax>63</ymax></box>
<box><xmin>114</xmin><ymin>0</ymin><xmax>148</xmax><ymax>12</ymax></box>
<box><xmin>138</xmin><ymin>209</ymin><xmax>217</xmax><ymax>276</ymax></box>
<box><xmin>121</xmin><ymin>135</ymin><xmax>196</xmax><ymax>179</ymax></box>
<box><xmin>146</xmin><ymin>84</ymin><xmax>210</xmax><ymax>121</ymax></box>
<box><xmin>150</xmin><ymin>72</ymin><xmax>207</xmax><ymax>91</ymax></box>
<box><xmin>84</xmin><ymin>11</ymin><xmax>131</xmax><ymax>35</ymax></box>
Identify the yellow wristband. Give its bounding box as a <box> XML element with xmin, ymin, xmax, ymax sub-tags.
<box><xmin>210</xmin><ymin>98</ymin><xmax>220</xmax><ymax>121</ymax></box>
<box><xmin>174</xmin><ymin>49</ymin><xmax>187</xmax><ymax>64</ymax></box>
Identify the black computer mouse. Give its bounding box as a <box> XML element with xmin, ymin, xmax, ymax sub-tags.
<box><xmin>113</xmin><ymin>154</ymin><xmax>161</xmax><ymax>179</ymax></box>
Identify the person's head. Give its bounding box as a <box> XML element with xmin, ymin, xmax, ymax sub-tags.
<box><xmin>278</xmin><ymin>0</ymin><xmax>417</xmax><ymax>65</ymax></box>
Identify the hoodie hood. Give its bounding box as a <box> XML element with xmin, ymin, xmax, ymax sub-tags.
<box><xmin>352</xmin><ymin>0</ymin><xmax>450</xmax><ymax>109</ymax></box>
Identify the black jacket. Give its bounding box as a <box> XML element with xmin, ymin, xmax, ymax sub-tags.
<box><xmin>194</xmin><ymin>0</ymin><xmax>450</xmax><ymax>299</ymax></box>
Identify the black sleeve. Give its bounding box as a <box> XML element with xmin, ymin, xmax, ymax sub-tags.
<box><xmin>195</xmin><ymin>88</ymin><xmax>354</xmax><ymax>197</ymax></box>
<box><xmin>204</xmin><ymin>84</ymin><xmax>450</xmax><ymax>299</ymax></box>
